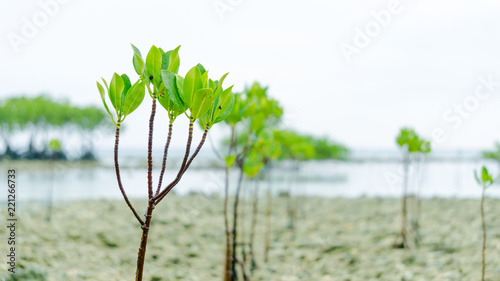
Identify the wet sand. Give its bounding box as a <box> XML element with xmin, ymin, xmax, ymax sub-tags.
<box><xmin>1</xmin><ymin>195</ymin><xmax>499</xmax><ymax>280</ymax></box>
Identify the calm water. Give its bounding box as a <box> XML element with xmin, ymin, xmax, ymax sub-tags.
<box><xmin>2</xmin><ymin>159</ymin><xmax>500</xmax><ymax>204</ymax></box>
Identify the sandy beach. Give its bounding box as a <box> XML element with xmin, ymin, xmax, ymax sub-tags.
<box><xmin>1</xmin><ymin>194</ymin><xmax>499</xmax><ymax>281</ymax></box>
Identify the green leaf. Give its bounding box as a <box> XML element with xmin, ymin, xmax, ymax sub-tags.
<box><xmin>482</xmin><ymin>167</ymin><xmax>490</xmax><ymax>182</ymax></box>
<box><xmin>101</xmin><ymin>78</ymin><xmax>109</xmax><ymax>91</ymax></box>
<box><xmin>161</xmin><ymin>70</ymin><xmax>185</xmax><ymax>111</ymax></box>
<box><xmin>201</xmin><ymin>70</ymin><xmax>209</xmax><ymax>88</ymax></box>
<box><xmin>121</xmin><ymin>74</ymin><xmax>132</xmax><ymax>108</ymax></box>
<box><xmin>209</xmin><ymin>79</ymin><xmax>216</xmax><ymax>91</ymax></box>
<box><xmin>183</xmin><ymin>66</ymin><xmax>203</xmax><ymax>108</ymax></box>
<box><xmin>96</xmin><ymin>81</ymin><xmax>112</xmax><ymax>117</ymax></box>
<box><xmin>224</xmin><ymin>154</ymin><xmax>236</xmax><ymax>168</ymax></box>
<box><xmin>214</xmin><ymin>87</ymin><xmax>235</xmax><ymax>124</ymax></box>
<box><xmin>475</xmin><ymin>166</ymin><xmax>495</xmax><ymax>187</ymax></box>
<box><xmin>122</xmin><ymin>80</ymin><xmax>146</xmax><ymax>116</ymax></box>
<box><xmin>190</xmin><ymin>88</ymin><xmax>215</xmax><ymax>119</ymax></box>
<box><xmin>131</xmin><ymin>43</ymin><xmax>143</xmax><ymax>59</ymax></box>
<box><xmin>214</xmin><ymin>73</ymin><xmax>229</xmax><ymax>97</ymax></box>
<box><xmin>145</xmin><ymin>45</ymin><xmax>162</xmax><ymax>85</ymax></box>
<box><xmin>196</xmin><ymin>63</ymin><xmax>206</xmax><ymax>75</ymax></box>
<box><xmin>159</xmin><ymin>92</ymin><xmax>182</xmax><ymax>119</ymax></box>
<box><xmin>161</xmin><ymin>50</ymin><xmax>171</xmax><ymax>71</ymax></box>
<box><xmin>109</xmin><ymin>73</ymin><xmax>124</xmax><ymax>113</ymax></box>
<box><xmin>121</xmin><ymin>74</ymin><xmax>132</xmax><ymax>94</ymax></box>
<box><xmin>167</xmin><ymin>45</ymin><xmax>181</xmax><ymax>74</ymax></box>
<box><xmin>131</xmin><ymin>44</ymin><xmax>144</xmax><ymax>76</ymax></box>
<box><xmin>176</xmin><ymin>75</ymin><xmax>184</xmax><ymax>101</ymax></box>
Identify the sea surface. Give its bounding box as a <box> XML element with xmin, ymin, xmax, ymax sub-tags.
<box><xmin>2</xmin><ymin>150</ymin><xmax>500</xmax><ymax>204</ymax></box>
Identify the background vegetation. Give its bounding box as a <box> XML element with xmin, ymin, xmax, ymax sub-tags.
<box><xmin>0</xmin><ymin>95</ymin><xmax>110</xmax><ymax>160</ymax></box>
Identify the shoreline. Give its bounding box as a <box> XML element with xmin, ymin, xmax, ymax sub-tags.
<box><xmin>1</xmin><ymin>196</ymin><xmax>499</xmax><ymax>280</ymax></box>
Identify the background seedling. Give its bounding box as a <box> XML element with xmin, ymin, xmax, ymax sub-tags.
<box><xmin>474</xmin><ymin>166</ymin><xmax>495</xmax><ymax>281</ymax></box>
<box><xmin>393</xmin><ymin>128</ymin><xmax>431</xmax><ymax>249</ymax></box>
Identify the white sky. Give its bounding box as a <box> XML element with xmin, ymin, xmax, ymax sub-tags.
<box><xmin>2</xmin><ymin>0</ymin><xmax>500</xmax><ymax>152</ymax></box>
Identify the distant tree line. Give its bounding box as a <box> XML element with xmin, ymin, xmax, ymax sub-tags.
<box><xmin>0</xmin><ymin>95</ymin><xmax>111</xmax><ymax>160</ymax></box>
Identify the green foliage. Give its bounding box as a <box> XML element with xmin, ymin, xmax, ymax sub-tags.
<box><xmin>99</xmin><ymin>44</ymin><xmax>234</xmax><ymax>127</ymax></box>
<box><xmin>274</xmin><ymin>130</ymin><xmax>348</xmax><ymax>161</ymax></box>
<box><xmin>482</xmin><ymin>142</ymin><xmax>500</xmax><ymax>162</ymax></box>
<box><xmin>221</xmin><ymin>82</ymin><xmax>284</xmax><ymax>177</ymax></box>
<box><xmin>131</xmin><ymin>43</ymin><xmax>145</xmax><ymax>77</ymax></box>
<box><xmin>274</xmin><ymin>130</ymin><xmax>314</xmax><ymax>161</ymax></box>
<box><xmin>145</xmin><ymin>45</ymin><xmax>162</xmax><ymax>86</ymax></box>
<box><xmin>0</xmin><ymin>95</ymin><xmax>109</xmax><ymax>160</ymax></box>
<box><xmin>475</xmin><ymin>166</ymin><xmax>495</xmax><ymax>189</ymax></box>
<box><xmin>224</xmin><ymin>154</ymin><xmax>236</xmax><ymax>168</ymax></box>
<box><xmin>396</xmin><ymin>128</ymin><xmax>432</xmax><ymax>154</ymax></box>
<box><xmin>98</xmin><ymin>71</ymin><xmax>146</xmax><ymax>125</ymax></box>
<box><xmin>122</xmin><ymin>80</ymin><xmax>146</xmax><ymax>116</ymax></box>
<box><xmin>49</xmin><ymin>139</ymin><xmax>62</xmax><ymax>152</ymax></box>
<box><xmin>220</xmin><ymin>81</ymin><xmax>347</xmax><ymax>178</ymax></box>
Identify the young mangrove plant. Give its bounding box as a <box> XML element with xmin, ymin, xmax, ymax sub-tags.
<box><xmin>474</xmin><ymin>166</ymin><xmax>495</xmax><ymax>281</ymax></box>
<box><xmin>258</xmin><ymin>130</ymin><xmax>281</xmax><ymax>263</ymax></box>
<box><xmin>241</xmin><ymin>129</ymin><xmax>280</xmax><ymax>274</ymax></box>
<box><xmin>221</xmin><ymin>82</ymin><xmax>282</xmax><ymax>281</ymax></box>
<box><xmin>393</xmin><ymin>128</ymin><xmax>430</xmax><ymax>249</ymax></box>
<box><xmin>409</xmin><ymin>139</ymin><xmax>430</xmax><ymax>247</ymax></box>
<box><xmin>96</xmin><ymin>44</ymin><xmax>234</xmax><ymax>281</ymax></box>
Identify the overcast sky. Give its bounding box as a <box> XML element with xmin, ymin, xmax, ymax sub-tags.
<box><xmin>2</xmin><ymin>0</ymin><xmax>500</xmax><ymax>152</ymax></box>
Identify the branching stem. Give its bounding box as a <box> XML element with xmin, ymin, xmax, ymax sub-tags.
<box><xmin>147</xmin><ymin>99</ymin><xmax>157</xmax><ymax>199</ymax></box>
<box><xmin>155</xmin><ymin>122</ymin><xmax>173</xmax><ymax>197</ymax></box>
<box><xmin>114</xmin><ymin>126</ymin><xmax>144</xmax><ymax>226</ymax></box>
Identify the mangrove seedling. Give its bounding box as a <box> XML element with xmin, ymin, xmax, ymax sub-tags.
<box><xmin>393</xmin><ymin>128</ymin><xmax>430</xmax><ymax>249</ymax></box>
<box><xmin>221</xmin><ymin>82</ymin><xmax>282</xmax><ymax>281</ymax></box>
<box><xmin>474</xmin><ymin>166</ymin><xmax>495</xmax><ymax>281</ymax></box>
<box><xmin>97</xmin><ymin>44</ymin><xmax>234</xmax><ymax>281</ymax></box>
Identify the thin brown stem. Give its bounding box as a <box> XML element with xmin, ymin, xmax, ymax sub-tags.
<box><xmin>481</xmin><ymin>188</ymin><xmax>486</xmax><ymax>281</ymax></box>
<box><xmin>231</xmin><ymin>166</ymin><xmax>245</xmax><ymax>281</ymax></box>
<box><xmin>155</xmin><ymin>129</ymin><xmax>209</xmax><ymax>204</ymax></box>
<box><xmin>114</xmin><ymin>126</ymin><xmax>144</xmax><ymax>226</ymax></box>
<box><xmin>223</xmin><ymin>166</ymin><xmax>232</xmax><ymax>281</ymax></box>
<box><xmin>249</xmin><ymin>179</ymin><xmax>259</xmax><ymax>273</ymax></box>
<box><xmin>147</xmin><ymin>99</ymin><xmax>157</xmax><ymax>199</ymax></box>
<box><xmin>155</xmin><ymin>122</ymin><xmax>173</xmax><ymax>196</ymax></box>
<box><xmin>393</xmin><ymin>154</ymin><xmax>409</xmax><ymax>249</ymax></box>
<box><xmin>224</xmin><ymin>166</ymin><xmax>231</xmax><ymax>237</ymax></box>
<box><xmin>264</xmin><ymin>166</ymin><xmax>272</xmax><ymax>263</ymax></box>
<box><xmin>135</xmin><ymin>199</ymin><xmax>155</xmax><ymax>281</ymax></box>
<box><xmin>182</xmin><ymin>129</ymin><xmax>209</xmax><ymax>173</ymax></box>
<box><xmin>235</xmin><ymin>258</ymin><xmax>251</xmax><ymax>281</ymax></box>
<box><xmin>153</xmin><ymin>122</ymin><xmax>196</xmax><ymax>204</ymax></box>
<box><xmin>223</xmin><ymin>125</ymin><xmax>236</xmax><ymax>281</ymax></box>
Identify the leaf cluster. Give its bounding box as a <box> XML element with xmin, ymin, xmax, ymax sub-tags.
<box><xmin>97</xmin><ymin>45</ymin><xmax>235</xmax><ymax>128</ymax></box>
<box><xmin>274</xmin><ymin>130</ymin><xmax>348</xmax><ymax>161</ymax></box>
<box><xmin>396</xmin><ymin>127</ymin><xmax>431</xmax><ymax>154</ymax></box>
<box><xmin>0</xmin><ymin>95</ymin><xmax>108</xmax><ymax>133</ymax></box>
<box><xmin>474</xmin><ymin>166</ymin><xmax>495</xmax><ymax>189</ymax></box>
